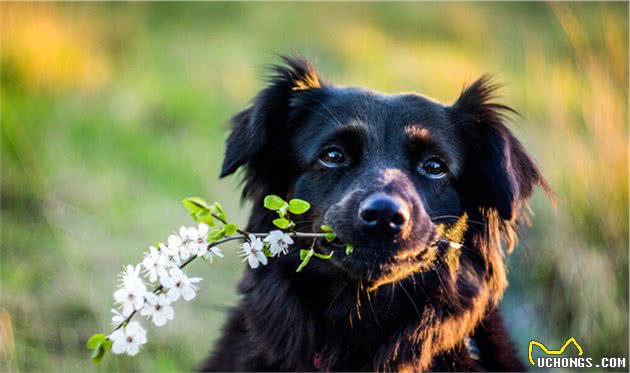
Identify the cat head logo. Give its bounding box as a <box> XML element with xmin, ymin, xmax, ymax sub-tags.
<box><xmin>528</xmin><ymin>337</ymin><xmax>584</xmax><ymax>366</ymax></box>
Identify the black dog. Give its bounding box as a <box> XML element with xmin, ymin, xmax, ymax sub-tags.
<box><xmin>202</xmin><ymin>57</ymin><xmax>550</xmax><ymax>372</ymax></box>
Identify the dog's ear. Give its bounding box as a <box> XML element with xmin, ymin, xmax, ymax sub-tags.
<box><xmin>220</xmin><ymin>56</ymin><xmax>325</xmax><ymax>178</ymax></box>
<box><xmin>450</xmin><ymin>76</ymin><xmax>551</xmax><ymax>221</ymax></box>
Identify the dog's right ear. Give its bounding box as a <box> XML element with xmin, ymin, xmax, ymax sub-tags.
<box><xmin>220</xmin><ymin>56</ymin><xmax>326</xmax><ymax>178</ymax></box>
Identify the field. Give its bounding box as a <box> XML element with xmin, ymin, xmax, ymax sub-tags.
<box><xmin>1</xmin><ymin>2</ymin><xmax>627</xmax><ymax>371</ymax></box>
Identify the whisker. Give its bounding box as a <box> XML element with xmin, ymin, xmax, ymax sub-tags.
<box><xmin>365</xmin><ymin>285</ymin><xmax>382</xmax><ymax>328</ymax></box>
<box><xmin>324</xmin><ymin>280</ymin><xmax>351</xmax><ymax>318</ymax></box>
<box><xmin>382</xmin><ymin>283</ymin><xmax>396</xmax><ymax>318</ymax></box>
<box><xmin>398</xmin><ymin>282</ymin><xmax>422</xmax><ymax>320</ymax></box>
<box><xmin>431</xmin><ymin>215</ymin><xmax>487</xmax><ymax>227</ymax></box>
<box><xmin>431</xmin><ymin>266</ymin><xmax>456</xmax><ymax>308</ymax></box>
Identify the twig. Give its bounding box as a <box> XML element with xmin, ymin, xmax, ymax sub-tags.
<box><xmin>111</xmin><ymin>230</ymin><xmax>327</xmax><ymax>332</ymax></box>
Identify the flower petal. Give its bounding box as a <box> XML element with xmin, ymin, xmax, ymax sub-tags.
<box><xmin>113</xmin><ymin>288</ymin><xmax>128</xmax><ymax>303</ymax></box>
<box><xmin>126</xmin><ymin>343</ymin><xmax>140</xmax><ymax>356</ymax></box>
<box><xmin>168</xmin><ymin>234</ymin><xmax>181</xmax><ymax>248</ymax></box>
<box><xmin>122</xmin><ymin>303</ymin><xmax>134</xmax><ymax>317</ymax></box>
<box><xmin>198</xmin><ymin>223</ymin><xmax>209</xmax><ymax>237</ymax></box>
<box><xmin>160</xmin><ymin>275</ymin><xmax>174</xmax><ymax>289</ymax></box>
<box><xmin>179</xmin><ymin>226</ymin><xmax>188</xmax><ymax>238</ymax></box>
<box><xmin>247</xmin><ymin>255</ymin><xmax>259</xmax><ymax>269</ymax></box>
<box><xmin>109</xmin><ymin>329</ymin><xmax>125</xmax><ymax>344</ymax></box>
<box><xmin>126</xmin><ymin>321</ymin><xmax>142</xmax><ymax>335</ymax></box>
<box><xmin>257</xmin><ymin>252</ymin><xmax>268</xmax><ymax>266</ymax></box>
<box><xmin>135</xmin><ymin>329</ymin><xmax>147</xmax><ymax>345</ymax></box>
<box><xmin>188</xmin><ymin>227</ymin><xmax>199</xmax><ymax>240</ymax></box>
<box><xmin>110</xmin><ymin>340</ymin><xmax>126</xmax><ymax>355</ymax></box>
<box><xmin>164</xmin><ymin>306</ymin><xmax>174</xmax><ymax>321</ymax></box>
<box><xmin>167</xmin><ymin>288</ymin><xmax>180</xmax><ymax>302</ymax></box>
<box><xmin>181</xmin><ymin>286</ymin><xmax>196</xmax><ymax>301</ymax></box>
<box><xmin>153</xmin><ymin>313</ymin><xmax>167</xmax><ymax>327</ymax></box>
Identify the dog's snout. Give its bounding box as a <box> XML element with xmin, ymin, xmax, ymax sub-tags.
<box><xmin>358</xmin><ymin>193</ymin><xmax>410</xmax><ymax>232</ymax></box>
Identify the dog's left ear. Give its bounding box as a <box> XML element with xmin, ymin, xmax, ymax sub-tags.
<box><xmin>220</xmin><ymin>56</ymin><xmax>327</xmax><ymax>199</ymax></box>
<box><xmin>450</xmin><ymin>76</ymin><xmax>552</xmax><ymax>221</ymax></box>
<box><xmin>220</xmin><ymin>56</ymin><xmax>325</xmax><ymax>178</ymax></box>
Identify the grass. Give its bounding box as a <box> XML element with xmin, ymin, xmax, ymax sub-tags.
<box><xmin>1</xmin><ymin>2</ymin><xmax>627</xmax><ymax>371</ymax></box>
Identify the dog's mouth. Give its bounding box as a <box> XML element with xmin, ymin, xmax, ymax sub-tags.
<box><xmin>315</xmin><ymin>214</ymin><xmax>469</xmax><ymax>291</ymax></box>
<box><xmin>318</xmin><ymin>239</ymin><xmax>462</xmax><ymax>291</ymax></box>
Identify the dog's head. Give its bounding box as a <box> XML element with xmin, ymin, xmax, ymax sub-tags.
<box><xmin>221</xmin><ymin>57</ymin><xmax>549</xmax><ymax>290</ymax></box>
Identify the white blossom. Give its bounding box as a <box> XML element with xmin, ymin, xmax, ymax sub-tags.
<box><xmin>142</xmin><ymin>246</ymin><xmax>171</xmax><ymax>283</ymax></box>
<box><xmin>187</xmin><ymin>223</ymin><xmax>211</xmax><ymax>256</ymax></box>
<box><xmin>197</xmin><ymin>224</ymin><xmax>223</xmax><ymax>262</ymax></box>
<box><xmin>168</xmin><ymin>231</ymin><xmax>190</xmax><ymax>260</ymax></box>
<box><xmin>240</xmin><ymin>234</ymin><xmax>268</xmax><ymax>269</ymax></box>
<box><xmin>264</xmin><ymin>230</ymin><xmax>294</xmax><ymax>256</ymax></box>
<box><xmin>114</xmin><ymin>265</ymin><xmax>147</xmax><ymax>316</ymax></box>
<box><xmin>111</xmin><ymin>308</ymin><xmax>125</xmax><ymax>327</ymax></box>
<box><xmin>160</xmin><ymin>242</ymin><xmax>181</xmax><ymax>268</ymax></box>
<box><xmin>200</xmin><ymin>245</ymin><xmax>224</xmax><ymax>263</ymax></box>
<box><xmin>140</xmin><ymin>293</ymin><xmax>174</xmax><ymax>327</ymax></box>
<box><xmin>118</xmin><ymin>264</ymin><xmax>143</xmax><ymax>290</ymax></box>
<box><xmin>160</xmin><ymin>267</ymin><xmax>202</xmax><ymax>302</ymax></box>
<box><xmin>109</xmin><ymin>321</ymin><xmax>147</xmax><ymax>356</ymax></box>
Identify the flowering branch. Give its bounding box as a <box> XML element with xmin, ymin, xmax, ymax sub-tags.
<box><xmin>86</xmin><ymin>195</ymin><xmax>341</xmax><ymax>365</ymax></box>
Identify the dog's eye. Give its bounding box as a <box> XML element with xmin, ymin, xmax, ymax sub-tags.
<box><xmin>419</xmin><ymin>157</ymin><xmax>448</xmax><ymax>178</ymax></box>
<box><xmin>319</xmin><ymin>147</ymin><xmax>346</xmax><ymax>167</ymax></box>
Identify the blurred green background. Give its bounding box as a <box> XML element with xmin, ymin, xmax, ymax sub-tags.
<box><xmin>1</xmin><ymin>2</ymin><xmax>627</xmax><ymax>371</ymax></box>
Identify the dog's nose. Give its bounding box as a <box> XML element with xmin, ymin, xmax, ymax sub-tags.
<box><xmin>358</xmin><ymin>193</ymin><xmax>410</xmax><ymax>232</ymax></box>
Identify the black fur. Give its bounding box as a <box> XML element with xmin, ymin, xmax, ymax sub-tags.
<box><xmin>202</xmin><ymin>57</ymin><xmax>549</xmax><ymax>372</ymax></box>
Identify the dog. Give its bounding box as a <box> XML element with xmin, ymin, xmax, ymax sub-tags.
<box><xmin>201</xmin><ymin>56</ymin><xmax>550</xmax><ymax>372</ymax></box>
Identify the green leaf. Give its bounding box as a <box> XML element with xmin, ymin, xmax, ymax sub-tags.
<box><xmin>272</xmin><ymin>218</ymin><xmax>291</xmax><ymax>229</ymax></box>
<box><xmin>182</xmin><ymin>197</ymin><xmax>210</xmax><ymax>213</ymax></box>
<box><xmin>224</xmin><ymin>223</ymin><xmax>238</xmax><ymax>236</ymax></box>
<box><xmin>324</xmin><ymin>232</ymin><xmax>336</xmax><ymax>242</ymax></box>
<box><xmin>208</xmin><ymin>228</ymin><xmax>225</xmax><ymax>242</ymax></box>
<box><xmin>184</xmin><ymin>197</ymin><xmax>217</xmax><ymax>225</ymax></box>
<box><xmin>194</xmin><ymin>209</ymin><xmax>216</xmax><ymax>226</ymax></box>
<box><xmin>91</xmin><ymin>343</ymin><xmax>106</xmax><ymax>365</ymax></box>
<box><xmin>102</xmin><ymin>338</ymin><xmax>112</xmax><ymax>350</ymax></box>
<box><xmin>212</xmin><ymin>202</ymin><xmax>227</xmax><ymax>221</ymax></box>
<box><xmin>264</xmin><ymin>195</ymin><xmax>286</xmax><ymax>211</ymax></box>
<box><xmin>345</xmin><ymin>244</ymin><xmax>354</xmax><ymax>256</ymax></box>
<box><xmin>86</xmin><ymin>334</ymin><xmax>106</xmax><ymax>349</ymax></box>
<box><xmin>288</xmin><ymin>199</ymin><xmax>311</xmax><ymax>215</ymax></box>
<box><xmin>313</xmin><ymin>251</ymin><xmax>334</xmax><ymax>260</ymax></box>
<box><xmin>296</xmin><ymin>249</ymin><xmax>314</xmax><ymax>272</ymax></box>
<box><xmin>320</xmin><ymin>225</ymin><xmax>334</xmax><ymax>232</ymax></box>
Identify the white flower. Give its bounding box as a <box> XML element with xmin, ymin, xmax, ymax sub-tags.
<box><xmin>140</xmin><ymin>293</ymin><xmax>174</xmax><ymax>327</ymax></box>
<box><xmin>186</xmin><ymin>223</ymin><xmax>210</xmax><ymax>256</ymax></box>
<box><xmin>160</xmin><ymin>242</ymin><xmax>181</xmax><ymax>268</ymax></box>
<box><xmin>160</xmin><ymin>267</ymin><xmax>202</xmax><ymax>302</ymax></box>
<box><xmin>264</xmin><ymin>230</ymin><xmax>294</xmax><ymax>256</ymax></box>
<box><xmin>109</xmin><ymin>321</ymin><xmax>147</xmax><ymax>356</ymax></box>
<box><xmin>200</xmin><ymin>245</ymin><xmax>224</xmax><ymax>263</ymax></box>
<box><xmin>168</xmin><ymin>231</ymin><xmax>190</xmax><ymax>260</ymax></box>
<box><xmin>240</xmin><ymin>234</ymin><xmax>268</xmax><ymax>269</ymax></box>
<box><xmin>142</xmin><ymin>246</ymin><xmax>171</xmax><ymax>283</ymax></box>
<box><xmin>111</xmin><ymin>308</ymin><xmax>125</xmax><ymax>327</ymax></box>
<box><xmin>118</xmin><ymin>264</ymin><xmax>143</xmax><ymax>290</ymax></box>
<box><xmin>114</xmin><ymin>278</ymin><xmax>147</xmax><ymax>316</ymax></box>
